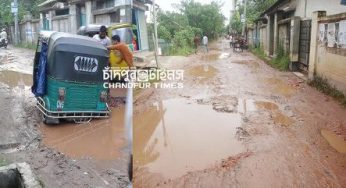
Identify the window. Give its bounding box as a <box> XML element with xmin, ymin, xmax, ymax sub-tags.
<box><xmin>55</xmin><ymin>9</ymin><xmax>69</xmax><ymax>16</ymax></box>
<box><xmin>96</xmin><ymin>0</ymin><xmax>114</xmax><ymax>10</ymax></box>
<box><xmin>110</xmin><ymin>10</ymin><xmax>120</xmax><ymax>23</ymax></box>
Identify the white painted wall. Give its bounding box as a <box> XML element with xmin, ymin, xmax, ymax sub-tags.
<box><xmin>95</xmin><ymin>14</ymin><xmax>111</xmax><ymax>25</ymax></box>
<box><xmin>295</xmin><ymin>0</ymin><xmax>346</xmax><ymax>19</ymax></box>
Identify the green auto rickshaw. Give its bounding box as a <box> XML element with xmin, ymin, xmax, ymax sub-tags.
<box><xmin>32</xmin><ymin>31</ymin><xmax>110</xmax><ymax>124</ymax></box>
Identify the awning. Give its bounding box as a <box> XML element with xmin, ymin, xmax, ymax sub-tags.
<box><xmin>38</xmin><ymin>0</ymin><xmax>57</xmax><ymax>7</ymax></box>
<box><xmin>278</xmin><ymin>1</ymin><xmax>297</xmax><ymax>12</ymax></box>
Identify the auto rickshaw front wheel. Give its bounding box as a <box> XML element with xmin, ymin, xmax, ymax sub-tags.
<box><xmin>42</xmin><ymin>114</ymin><xmax>60</xmax><ymax>125</ymax></box>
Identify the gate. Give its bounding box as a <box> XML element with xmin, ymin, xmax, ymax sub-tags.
<box><xmin>298</xmin><ymin>20</ymin><xmax>311</xmax><ymax>71</ymax></box>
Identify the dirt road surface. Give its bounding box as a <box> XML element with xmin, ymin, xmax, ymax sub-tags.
<box><xmin>133</xmin><ymin>41</ymin><xmax>346</xmax><ymax>187</ymax></box>
<box><xmin>0</xmin><ymin>46</ymin><xmax>130</xmax><ymax>187</ymax></box>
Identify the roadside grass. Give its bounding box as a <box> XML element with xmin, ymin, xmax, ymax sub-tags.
<box><xmin>168</xmin><ymin>46</ymin><xmax>194</xmax><ymax>56</ymax></box>
<box><xmin>14</xmin><ymin>42</ymin><xmax>36</xmax><ymax>50</ymax></box>
<box><xmin>308</xmin><ymin>76</ymin><xmax>346</xmax><ymax>107</ymax></box>
<box><xmin>270</xmin><ymin>55</ymin><xmax>290</xmax><ymax>71</ymax></box>
<box><xmin>251</xmin><ymin>46</ymin><xmax>267</xmax><ymax>60</ymax></box>
<box><xmin>250</xmin><ymin>45</ymin><xmax>289</xmax><ymax>71</ymax></box>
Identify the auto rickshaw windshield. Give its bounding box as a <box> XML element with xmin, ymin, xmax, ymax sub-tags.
<box><xmin>111</xmin><ymin>27</ymin><xmax>133</xmax><ymax>44</ymax></box>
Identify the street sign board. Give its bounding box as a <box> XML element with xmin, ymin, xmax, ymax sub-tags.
<box><xmin>11</xmin><ymin>2</ymin><xmax>18</xmax><ymax>13</ymax></box>
<box><xmin>241</xmin><ymin>14</ymin><xmax>245</xmax><ymax>23</ymax></box>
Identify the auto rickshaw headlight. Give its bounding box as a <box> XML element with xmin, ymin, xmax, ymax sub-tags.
<box><xmin>100</xmin><ymin>91</ymin><xmax>107</xmax><ymax>103</ymax></box>
<box><xmin>58</xmin><ymin>87</ymin><xmax>66</xmax><ymax>101</ymax></box>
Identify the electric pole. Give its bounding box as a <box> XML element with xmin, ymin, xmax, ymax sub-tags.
<box><xmin>152</xmin><ymin>0</ymin><xmax>159</xmax><ymax>67</ymax></box>
<box><xmin>241</xmin><ymin>0</ymin><xmax>247</xmax><ymax>36</ymax></box>
<box><xmin>12</xmin><ymin>0</ymin><xmax>19</xmax><ymax>44</ymax></box>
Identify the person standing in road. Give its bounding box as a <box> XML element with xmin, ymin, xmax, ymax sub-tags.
<box><xmin>107</xmin><ymin>35</ymin><xmax>134</xmax><ymax>68</ymax></box>
<box><xmin>229</xmin><ymin>35</ymin><xmax>234</xmax><ymax>48</ymax></box>
<box><xmin>202</xmin><ymin>35</ymin><xmax>208</xmax><ymax>53</ymax></box>
<box><xmin>193</xmin><ymin>34</ymin><xmax>200</xmax><ymax>54</ymax></box>
<box><xmin>93</xmin><ymin>25</ymin><xmax>111</xmax><ymax>47</ymax></box>
<box><xmin>0</xmin><ymin>29</ymin><xmax>7</xmax><ymax>40</ymax></box>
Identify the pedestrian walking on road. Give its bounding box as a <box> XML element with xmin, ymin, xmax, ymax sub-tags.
<box><xmin>193</xmin><ymin>35</ymin><xmax>200</xmax><ymax>54</ymax></box>
<box><xmin>202</xmin><ymin>35</ymin><xmax>208</xmax><ymax>53</ymax></box>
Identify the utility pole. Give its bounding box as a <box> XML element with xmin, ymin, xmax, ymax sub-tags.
<box><xmin>241</xmin><ymin>0</ymin><xmax>247</xmax><ymax>36</ymax></box>
<box><xmin>152</xmin><ymin>0</ymin><xmax>159</xmax><ymax>67</ymax></box>
<box><xmin>12</xmin><ymin>0</ymin><xmax>19</xmax><ymax>45</ymax></box>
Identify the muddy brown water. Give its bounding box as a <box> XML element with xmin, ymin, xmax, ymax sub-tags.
<box><xmin>264</xmin><ymin>78</ymin><xmax>295</xmax><ymax>97</ymax></box>
<box><xmin>255</xmin><ymin>101</ymin><xmax>279</xmax><ymax>110</ymax></box>
<box><xmin>133</xmin><ymin>98</ymin><xmax>244</xmax><ymax>180</ymax></box>
<box><xmin>255</xmin><ymin>101</ymin><xmax>294</xmax><ymax>127</ymax></box>
<box><xmin>187</xmin><ymin>65</ymin><xmax>217</xmax><ymax>82</ymax></box>
<box><xmin>40</xmin><ymin>107</ymin><xmax>126</xmax><ymax>160</ymax></box>
<box><xmin>321</xmin><ymin>129</ymin><xmax>346</xmax><ymax>154</ymax></box>
<box><xmin>0</xmin><ymin>71</ymin><xmax>32</xmax><ymax>88</ymax></box>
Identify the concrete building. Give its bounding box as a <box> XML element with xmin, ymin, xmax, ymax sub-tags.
<box><xmin>37</xmin><ymin>0</ymin><xmax>151</xmax><ymax>50</ymax></box>
<box><xmin>249</xmin><ymin>0</ymin><xmax>346</xmax><ymax>94</ymax></box>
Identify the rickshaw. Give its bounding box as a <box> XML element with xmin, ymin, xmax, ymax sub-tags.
<box><xmin>77</xmin><ymin>23</ymin><xmax>134</xmax><ymax>70</ymax></box>
<box><xmin>32</xmin><ymin>31</ymin><xmax>110</xmax><ymax>124</ymax></box>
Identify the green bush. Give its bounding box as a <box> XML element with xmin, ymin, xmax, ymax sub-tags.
<box><xmin>270</xmin><ymin>54</ymin><xmax>290</xmax><ymax>71</ymax></box>
<box><xmin>0</xmin><ymin>157</ymin><xmax>7</xmax><ymax>167</ymax></box>
<box><xmin>167</xmin><ymin>26</ymin><xmax>201</xmax><ymax>56</ymax></box>
<box><xmin>269</xmin><ymin>41</ymin><xmax>289</xmax><ymax>71</ymax></box>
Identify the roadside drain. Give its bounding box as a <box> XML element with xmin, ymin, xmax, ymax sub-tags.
<box><xmin>0</xmin><ymin>163</ymin><xmax>42</xmax><ymax>188</ymax></box>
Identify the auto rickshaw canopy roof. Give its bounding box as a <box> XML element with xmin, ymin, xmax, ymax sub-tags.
<box><xmin>46</xmin><ymin>32</ymin><xmax>109</xmax><ymax>82</ymax></box>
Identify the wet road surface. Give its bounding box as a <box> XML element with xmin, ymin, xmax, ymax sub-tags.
<box><xmin>0</xmin><ymin>46</ymin><xmax>130</xmax><ymax>187</ymax></box>
<box><xmin>40</xmin><ymin>107</ymin><xmax>126</xmax><ymax>160</ymax></box>
<box><xmin>133</xmin><ymin>41</ymin><xmax>346</xmax><ymax>187</ymax></box>
<box><xmin>134</xmin><ymin>98</ymin><xmax>243</xmax><ymax>180</ymax></box>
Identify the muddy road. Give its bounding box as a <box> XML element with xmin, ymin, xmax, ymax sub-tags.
<box><xmin>0</xmin><ymin>46</ymin><xmax>130</xmax><ymax>187</ymax></box>
<box><xmin>133</xmin><ymin>41</ymin><xmax>346</xmax><ymax>187</ymax></box>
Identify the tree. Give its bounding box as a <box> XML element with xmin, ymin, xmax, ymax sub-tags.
<box><xmin>180</xmin><ymin>0</ymin><xmax>225</xmax><ymax>39</ymax></box>
<box><xmin>229</xmin><ymin>0</ymin><xmax>277</xmax><ymax>34</ymax></box>
<box><xmin>229</xmin><ymin>11</ymin><xmax>242</xmax><ymax>34</ymax></box>
<box><xmin>157</xmin><ymin>25</ymin><xmax>172</xmax><ymax>42</ymax></box>
<box><xmin>155</xmin><ymin>0</ymin><xmax>225</xmax><ymax>55</ymax></box>
<box><xmin>157</xmin><ymin>10</ymin><xmax>189</xmax><ymax>37</ymax></box>
<box><xmin>0</xmin><ymin>0</ymin><xmax>45</xmax><ymax>27</ymax></box>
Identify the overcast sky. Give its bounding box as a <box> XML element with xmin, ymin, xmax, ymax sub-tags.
<box><xmin>154</xmin><ymin>0</ymin><xmax>234</xmax><ymax>23</ymax></box>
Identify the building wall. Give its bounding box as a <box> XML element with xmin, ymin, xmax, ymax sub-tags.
<box><xmin>16</xmin><ymin>20</ymin><xmax>40</xmax><ymax>44</ymax></box>
<box><xmin>309</xmin><ymin>12</ymin><xmax>346</xmax><ymax>94</ymax></box>
<box><xmin>278</xmin><ymin>23</ymin><xmax>290</xmax><ymax>53</ymax></box>
<box><xmin>315</xmin><ymin>47</ymin><xmax>346</xmax><ymax>93</ymax></box>
<box><xmin>295</xmin><ymin>0</ymin><xmax>346</xmax><ymax>18</ymax></box>
<box><xmin>52</xmin><ymin>16</ymin><xmax>70</xmax><ymax>32</ymax></box>
<box><xmin>259</xmin><ymin>26</ymin><xmax>268</xmax><ymax>53</ymax></box>
<box><xmin>247</xmin><ymin>28</ymin><xmax>254</xmax><ymax>47</ymax></box>
<box><xmin>95</xmin><ymin>14</ymin><xmax>111</xmax><ymax>25</ymax></box>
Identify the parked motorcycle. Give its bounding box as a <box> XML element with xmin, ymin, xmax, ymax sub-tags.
<box><xmin>0</xmin><ymin>38</ymin><xmax>8</xmax><ymax>48</ymax></box>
